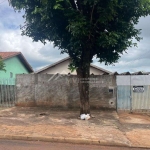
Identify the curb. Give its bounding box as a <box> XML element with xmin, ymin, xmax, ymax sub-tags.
<box><xmin>0</xmin><ymin>134</ymin><xmax>130</xmax><ymax>147</ymax></box>
<box><xmin>0</xmin><ymin>134</ymin><xmax>150</xmax><ymax>148</ymax></box>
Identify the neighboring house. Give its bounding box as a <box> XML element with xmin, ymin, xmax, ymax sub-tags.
<box><xmin>35</xmin><ymin>57</ymin><xmax>111</xmax><ymax>75</ymax></box>
<box><xmin>0</xmin><ymin>52</ymin><xmax>33</xmax><ymax>78</ymax></box>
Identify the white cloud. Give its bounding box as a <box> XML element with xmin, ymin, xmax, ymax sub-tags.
<box><xmin>0</xmin><ymin>1</ymin><xmax>67</xmax><ymax>71</ymax></box>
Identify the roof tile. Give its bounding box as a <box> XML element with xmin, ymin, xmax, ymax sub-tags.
<box><xmin>0</xmin><ymin>52</ymin><xmax>33</xmax><ymax>72</ymax></box>
<box><xmin>0</xmin><ymin>52</ymin><xmax>21</xmax><ymax>59</ymax></box>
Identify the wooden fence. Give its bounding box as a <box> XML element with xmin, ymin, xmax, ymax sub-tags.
<box><xmin>0</xmin><ymin>78</ymin><xmax>16</xmax><ymax>107</ymax></box>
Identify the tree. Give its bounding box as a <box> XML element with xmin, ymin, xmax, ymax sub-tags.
<box><xmin>9</xmin><ymin>0</ymin><xmax>150</xmax><ymax>115</ymax></box>
<box><xmin>0</xmin><ymin>56</ymin><xmax>5</xmax><ymax>72</ymax></box>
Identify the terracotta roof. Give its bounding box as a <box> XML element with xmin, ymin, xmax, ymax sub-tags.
<box><xmin>0</xmin><ymin>52</ymin><xmax>33</xmax><ymax>73</ymax></box>
<box><xmin>0</xmin><ymin>52</ymin><xmax>21</xmax><ymax>59</ymax></box>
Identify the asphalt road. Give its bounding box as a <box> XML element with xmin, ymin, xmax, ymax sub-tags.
<box><xmin>0</xmin><ymin>140</ymin><xmax>148</xmax><ymax>150</ymax></box>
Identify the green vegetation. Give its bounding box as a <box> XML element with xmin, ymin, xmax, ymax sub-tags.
<box><xmin>0</xmin><ymin>56</ymin><xmax>5</xmax><ymax>72</ymax></box>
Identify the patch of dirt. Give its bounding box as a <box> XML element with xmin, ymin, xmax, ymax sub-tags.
<box><xmin>126</xmin><ymin>129</ymin><xmax>150</xmax><ymax>147</ymax></box>
<box><xmin>116</xmin><ymin>112</ymin><xmax>150</xmax><ymax>147</ymax></box>
<box><xmin>119</xmin><ymin>113</ymin><xmax>150</xmax><ymax>124</ymax></box>
<box><xmin>117</xmin><ymin>113</ymin><xmax>150</xmax><ymax>132</ymax></box>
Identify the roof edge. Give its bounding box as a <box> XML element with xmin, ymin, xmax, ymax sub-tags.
<box><xmin>90</xmin><ymin>64</ymin><xmax>112</xmax><ymax>74</ymax></box>
<box><xmin>18</xmin><ymin>53</ymin><xmax>34</xmax><ymax>73</ymax></box>
<box><xmin>35</xmin><ymin>57</ymin><xmax>70</xmax><ymax>73</ymax></box>
<box><xmin>1</xmin><ymin>52</ymin><xmax>21</xmax><ymax>60</ymax></box>
<box><xmin>1</xmin><ymin>52</ymin><xmax>33</xmax><ymax>73</ymax></box>
<box><xmin>35</xmin><ymin>57</ymin><xmax>112</xmax><ymax>74</ymax></box>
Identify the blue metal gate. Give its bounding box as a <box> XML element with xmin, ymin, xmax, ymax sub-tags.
<box><xmin>117</xmin><ymin>85</ymin><xmax>131</xmax><ymax>111</ymax></box>
<box><xmin>117</xmin><ymin>76</ymin><xmax>131</xmax><ymax>111</ymax></box>
<box><xmin>117</xmin><ymin>75</ymin><xmax>150</xmax><ymax>112</ymax></box>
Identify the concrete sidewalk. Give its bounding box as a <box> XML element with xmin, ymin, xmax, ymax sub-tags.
<box><xmin>0</xmin><ymin>107</ymin><xmax>150</xmax><ymax>148</ymax></box>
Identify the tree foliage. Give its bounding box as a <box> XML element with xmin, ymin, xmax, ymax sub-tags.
<box><xmin>0</xmin><ymin>56</ymin><xmax>5</xmax><ymax>72</ymax></box>
<box><xmin>9</xmin><ymin>0</ymin><xmax>150</xmax><ymax>66</ymax></box>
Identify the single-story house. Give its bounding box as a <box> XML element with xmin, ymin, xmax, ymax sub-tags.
<box><xmin>35</xmin><ymin>57</ymin><xmax>111</xmax><ymax>75</ymax></box>
<box><xmin>0</xmin><ymin>52</ymin><xmax>33</xmax><ymax>79</ymax></box>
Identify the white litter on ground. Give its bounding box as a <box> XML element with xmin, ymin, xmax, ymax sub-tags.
<box><xmin>80</xmin><ymin>114</ymin><xmax>91</xmax><ymax>120</ymax></box>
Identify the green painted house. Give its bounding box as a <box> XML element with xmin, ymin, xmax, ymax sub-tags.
<box><xmin>0</xmin><ymin>52</ymin><xmax>33</xmax><ymax>79</ymax></box>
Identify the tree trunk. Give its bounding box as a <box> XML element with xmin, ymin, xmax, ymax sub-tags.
<box><xmin>76</xmin><ymin>56</ymin><xmax>90</xmax><ymax>115</ymax></box>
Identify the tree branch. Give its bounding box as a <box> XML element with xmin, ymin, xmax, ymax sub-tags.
<box><xmin>88</xmin><ymin>5</ymin><xmax>95</xmax><ymax>40</ymax></box>
<box><xmin>90</xmin><ymin>5</ymin><xmax>95</xmax><ymax>24</ymax></box>
<box><xmin>76</xmin><ymin>0</ymin><xmax>82</xmax><ymax>11</ymax></box>
<box><xmin>69</xmin><ymin>0</ymin><xmax>77</xmax><ymax>9</ymax></box>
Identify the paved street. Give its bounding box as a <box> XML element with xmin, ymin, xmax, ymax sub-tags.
<box><xmin>0</xmin><ymin>140</ymin><xmax>148</xmax><ymax>150</ymax></box>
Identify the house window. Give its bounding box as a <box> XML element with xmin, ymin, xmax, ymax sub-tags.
<box><xmin>10</xmin><ymin>72</ymin><xmax>13</xmax><ymax>78</ymax></box>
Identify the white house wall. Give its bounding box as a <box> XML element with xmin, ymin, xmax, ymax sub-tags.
<box><xmin>90</xmin><ymin>67</ymin><xmax>105</xmax><ymax>75</ymax></box>
<box><xmin>38</xmin><ymin>59</ymin><xmax>106</xmax><ymax>75</ymax></box>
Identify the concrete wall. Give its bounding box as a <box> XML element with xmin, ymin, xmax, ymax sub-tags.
<box><xmin>0</xmin><ymin>56</ymin><xmax>29</xmax><ymax>78</ymax></box>
<box><xmin>16</xmin><ymin>74</ymin><xmax>117</xmax><ymax>109</ymax></box>
<box><xmin>37</xmin><ymin>59</ymin><xmax>109</xmax><ymax>75</ymax></box>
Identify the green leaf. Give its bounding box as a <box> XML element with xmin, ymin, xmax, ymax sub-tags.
<box><xmin>0</xmin><ymin>56</ymin><xmax>6</xmax><ymax>72</ymax></box>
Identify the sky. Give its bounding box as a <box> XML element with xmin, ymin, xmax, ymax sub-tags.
<box><xmin>0</xmin><ymin>0</ymin><xmax>150</xmax><ymax>73</ymax></box>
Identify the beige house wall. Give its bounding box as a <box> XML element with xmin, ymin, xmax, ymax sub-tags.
<box><xmin>38</xmin><ymin>59</ymin><xmax>107</xmax><ymax>75</ymax></box>
<box><xmin>90</xmin><ymin>67</ymin><xmax>106</xmax><ymax>75</ymax></box>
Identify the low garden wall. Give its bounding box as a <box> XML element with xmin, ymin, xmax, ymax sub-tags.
<box><xmin>16</xmin><ymin>74</ymin><xmax>117</xmax><ymax>109</ymax></box>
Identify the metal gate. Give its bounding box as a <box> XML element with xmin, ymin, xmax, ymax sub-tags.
<box><xmin>0</xmin><ymin>78</ymin><xmax>16</xmax><ymax>107</ymax></box>
<box><xmin>117</xmin><ymin>75</ymin><xmax>150</xmax><ymax>112</ymax></box>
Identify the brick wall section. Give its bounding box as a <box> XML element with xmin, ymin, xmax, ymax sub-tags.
<box><xmin>16</xmin><ymin>74</ymin><xmax>117</xmax><ymax>109</ymax></box>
